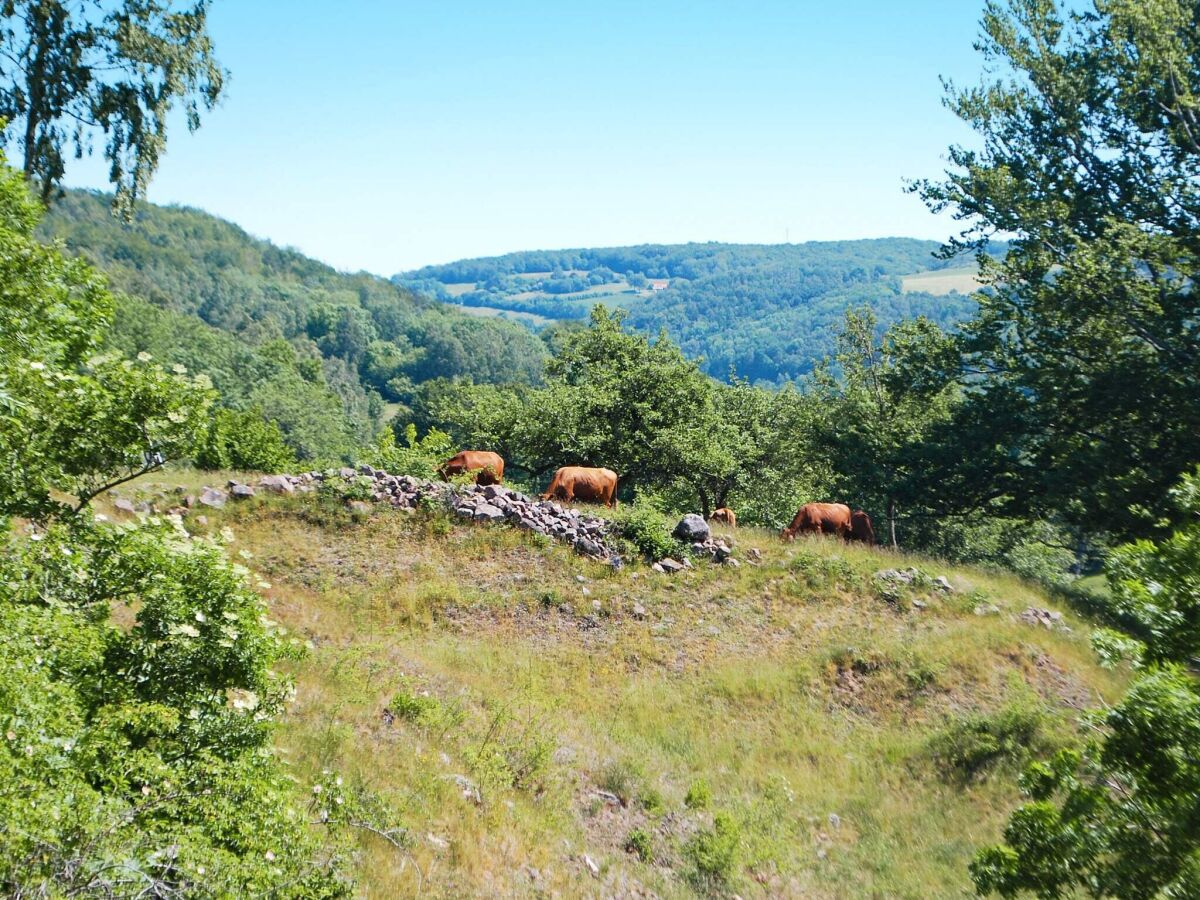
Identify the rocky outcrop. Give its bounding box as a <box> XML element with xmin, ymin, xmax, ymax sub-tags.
<box><xmin>265</xmin><ymin>468</ymin><xmax>624</xmax><ymax>564</ymax></box>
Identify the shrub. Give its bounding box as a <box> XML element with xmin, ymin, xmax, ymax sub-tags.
<box><xmin>613</xmin><ymin>499</ymin><xmax>684</xmax><ymax>561</ymax></box>
<box><xmin>929</xmin><ymin>704</ymin><xmax>1047</xmax><ymax>782</ymax></box>
<box><xmin>599</xmin><ymin>759</ymin><xmax>645</xmax><ymax>807</ymax></box>
<box><xmin>685</xmin><ymin>811</ymin><xmax>741</xmax><ymax>890</ymax></box>
<box><xmin>194</xmin><ymin>407</ymin><xmax>296</xmax><ymax>473</ymax></box>
<box><xmin>684</xmin><ymin>779</ymin><xmax>712</xmax><ymax>810</ymax></box>
<box><xmin>625</xmin><ymin>828</ymin><xmax>654</xmax><ymax>863</ymax></box>
<box><xmin>364</xmin><ymin>423</ymin><xmax>453</xmax><ymax>479</ymax></box>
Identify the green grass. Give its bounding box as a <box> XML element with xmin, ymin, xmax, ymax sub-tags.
<box><xmin>102</xmin><ymin>473</ymin><xmax>1128</xmax><ymax>897</ymax></box>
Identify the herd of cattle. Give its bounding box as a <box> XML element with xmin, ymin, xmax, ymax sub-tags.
<box><xmin>439</xmin><ymin>450</ymin><xmax>876</xmax><ymax>546</ymax></box>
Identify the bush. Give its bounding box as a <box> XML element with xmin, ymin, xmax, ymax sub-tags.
<box><xmin>599</xmin><ymin>758</ymin><xmax>645</xmax><ymax>807</ymax></box>
<box><xmin>364</xmin><ymin>423</ymin><xmax>453</xmax><ymax>480</ymax></box>
<box><xmin>929</xmin><ymin>704</ymin><xmax>1047</xmax><ymax>782</ymax></box>
<box><xmin>685</xmin><ymin>811</ymin><xmax>741</xmax><ymax>890</ymax></box>
<box><xmin>625</xmin><ymin>828</ymin><xmax>654</xmax><ymax>863</ymax></box>
<box><xmin>194</xmin><ymin>407</ymin><xmax>296</xmax><ymax>473</ymax></box>
<box><xmin>613</xmin><ymin>499</ymin><xmax>684</xmax><ymax>561</ymax></box>
<box><xmin>684</xmin><ymin>779</ymin><xmax>712</xmax><ymax>810</ymax></box>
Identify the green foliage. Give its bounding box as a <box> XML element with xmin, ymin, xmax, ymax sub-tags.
<box><xmin>916</xmin><ymin>0</ymin><xmax>1200</xmax><ymax>540</ymax></box>
<box><xmin>416</xmin><ymin>308</ymin><xmax>826</xmax><ymax>524</ymax></box>
<box><xmin>0</xmin><ymin>520</ymin><xmax>349</xmax><ymax>895</ymax></box>
<box><xmin>929</xmin><ymin>704</ymin><xmax>1048</xmax><ymax>783</ymax></box>
<box><xmin>0</xmin><ymin>157</ymin><xmax>211</xmax><ymax>522</ymax></box>
<box><xmin>0</xmin><ymin>1</ymin><xmax>225</xmax><ymax>212</ymax></box>
<box><xmin>625</xmin><ymin>828</ymin><xmax>654</xmax><ymax>863</ymax></box>
<box><xmin>810</xmin><ymin>308</ymin><xmax>959</xmax><ymax>548</ymax></box>
<box><xmin>684</xmin><ymin>779</ymin><xmax>712</xmax><ymax>810</ymax></box>
<box><xmin>41</xmin><ymin>188</ymin><xmax>547</xmax><ymax>420</ymax></box>
<box><xmin>194</xmin><ymin>406</ymin><xmax>296</xmax><ymax>473</ymax></box>
<box><xmin>971</xmin><ymin>667</ymin><xmax>1200</xmax><ymax>899</ymax></box>
<box><xmin>1103</xmin><ymin>468</ymin><xmax>1200</xmax><ymax>665</ymax></box>
<box><xmin>598</xmin><ymin>758</ymin><xmax>645</xmax><ymax>807</ymax></box>
<box><xmin>365</xmin><ymin>423</ymin><xmax>453</xmax><ymax>479</ymax></box>
<box><xmin>0</xmin><ymin>148</ymin><xmax>349</xmax><ymax>894</ymax></box>
<box><xmin>612</xmin><ymin>498</ymin><xmax>684</xmax><ymax>561</ymax></box>
<box><xmin>398</xmin><ymin>239</ymin><xmax>981</xmax><ymax>383</ymax></box>
<box><xmin>685</xmin><ymin>811</ymin><xmax>742</xmax><ymax>891</ymax></box>
<box><xmin>106</xmin><ymin>295</ymin><xmax>363</xmax><ymax>462</ymax></box>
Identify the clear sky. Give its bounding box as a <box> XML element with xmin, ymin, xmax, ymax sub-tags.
<box><xmin>65</xmin><ymin>1</ymin><xmax>991</xmax><ymax>275</ymax></box>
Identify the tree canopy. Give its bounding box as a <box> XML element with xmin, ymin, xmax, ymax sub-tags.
<box><xmin>916</xmin><ymin>0</ymin><xmax>1200</xmax><ymax>540</ymax></box>
<box><xmin>0</xmin><ymin>0</ymin><xmax>225</xmax><ymax>212</ymax></box>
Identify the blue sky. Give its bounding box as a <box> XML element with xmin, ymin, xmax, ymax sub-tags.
<box><xmin>66</xmin><ymin>1</ymin><xmax>991</xmax><ymax>274</ymax></box>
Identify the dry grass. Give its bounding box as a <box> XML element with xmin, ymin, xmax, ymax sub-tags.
<box><xmin>104</xmin><ymin>474</ymin><xmax>1128</xmax><ymax>897</ymax></box>
<box><xmin>900</xmin><ymin>267</ymin><xmax>984</xmax><ymax>296</ymax></box>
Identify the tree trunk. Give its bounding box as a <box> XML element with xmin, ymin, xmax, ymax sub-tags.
<box><xmin>698</xmin><ymin>488</ymin><xmax>711</xmax><ymax>519</ymax></box>
<box><xmin>887</xmin><ymin>497</ymin><xmax>898</xmax><ymax>550</ymax></box>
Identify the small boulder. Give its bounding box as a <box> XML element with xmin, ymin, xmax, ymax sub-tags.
<box><xmin>673</xmin><ymin>513</ymin><xmax>710</xmax><ymax>543</ymax></box>
<box><xmin>658</xmin><ymin>558</ymin><xmax>686</xmax><ymax>574</ymax></box>
<box><xmin>198</xmin><ymin>487</ymin><xmax>227</xmax><ymax>509</ymax></box>
<box><xmin>112</xmin><ymin>497</ymin><xmax>136</xmax><ymax>514</ymax></box>
<box><xmin>473</xmin><ymin>504</ymin><xmax>506</xmax><ymax>523</ymax></box>
<box><xmin>258</xmin><ymin>474</ymin><xmax>294</xmax><ymax>494</ymax></box>
<box><xmin>933</xmin><ymin>576</ymin><xmax>953</xmax><ymax>593</ymax></box>
<box><xmin>229</xmin><ymin>483</ymin><xmax>256</xmax><ymax>500</ymax></box>
<box><xmin>632</xmin><ymin>603</ymin><xmax>648</xmax><ymax>619</ymax></box>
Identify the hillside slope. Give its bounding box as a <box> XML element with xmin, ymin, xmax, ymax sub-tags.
<box><xmin>100</xmin><ymin>476</ymin><xmax>1125</xmax><ymax>897</ymax></box>
<box><xmin>397</xmin><ymin>241</ymin><xmax>984</xmax><ymax>382</ymax></box>
<box><xmin>39</xmin><ymin>192</ymin><xmax>550</xmax><ymax>457</ymax></box>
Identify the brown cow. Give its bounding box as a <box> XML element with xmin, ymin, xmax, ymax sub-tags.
<box><xmin>542</xmin><ymin>466</ymin><xmax>619</xmax><ymax>508</ymax></box>
<box><xmin>709</xmin><ymin>507</ymin><xmax>737</xmax><ymax>527</ymax></box>
<box><xmin>850</xmin><ymin>509</ymin><xmax>875</xmax><ymax>546</ymax></box>
<box><xmin>781</xmin><ymin>503</ymin><xmax>852</xmax><ymax>541</ymax></box>
<box><xmin>439</xmin><ymin>450</ymin><xmax>505</xmax><ymax>486</ymax></box>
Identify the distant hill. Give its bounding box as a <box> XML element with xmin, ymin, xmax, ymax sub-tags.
<box><xmin>40</xmin><ymin>192</ymin><xmax>549</xmax><ymax>460</ymax></box>
<box><xmin>396</xmin><ymin>240</ymin><xmax>985</xmax><ymax>382</ymax></box>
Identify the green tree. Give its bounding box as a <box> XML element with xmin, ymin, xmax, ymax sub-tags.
<box><xmin>811</xmin><ymin>310</ymin><xmax>957</xmax><ymax>547</ymax></box>
<box><xmin>916</xmin><ymin>0</ymin><xmax>1200</xmax><ymax>540</ymax></box>
<box><xmin>194</xmin><ymin>406</ymin><xmax>296</xmax><ymax>473</ymax></box>
<box><xmin>971</xmin><ymin>666</ymin><xmax>1200</xmax><ymax>899</ymax></box>
<box><xmin>0</xmin><ymin>1</ymin><xmax>226</xmax><ymax>212</ymax></box>
<box><xmin>0</xmin><ymin>150</ymin><xmax>349</xmax><ymax>893</ymax></box>
<box><xmin>0</xmin><ymin>153</ymin><xmax>210</xmax><ymax>521</ymax></box>
<box><xmin>972</xmin><ymin>468</ymin><xmax>1200</xmax><ymax>898</ymax></box>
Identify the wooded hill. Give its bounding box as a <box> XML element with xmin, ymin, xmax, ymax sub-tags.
<box><xmin>396</xmin><ymin>240</ymin><xmax>984</xmax><ymax>382</ymax></box>
<box><xmin>39</xmin><ymin>191</ymin><xmax>550</xmax><ymax>460</ymax></box>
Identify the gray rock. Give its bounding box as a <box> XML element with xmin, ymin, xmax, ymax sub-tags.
<box><xmin>974</xmin><ymin>603</ymin><xmax>1001</xmax><ymax>616</ymax></box>
<box><xmin>258</xmin><ymin>474</ymin><xmax>294</xmax><ymax>494</ymax></box>
<box><xmin>658</xmin><ymin>558</ymin><xmax>686</xmax><ymax>574</ymax></box>
<box><xmin>481</xmin><ymin>484</ymin><xmax>509</xmax><ymax>501</ymax></box>
<box><xmin>632</xmin><ymin>603</ymin><xmax>648</xmax><ymax>619</ymax></box>
<box><xmin>338</xmin><ymin>467</ymin><xmax>356</xmax><ymax>479</ymax></box>
<box><xmin>673</xmin><ymin>513</ymin><xmax>711</xmax><ymax>543</ymax></box>
<box><xmin>933</xmin><ymin>575</ymin><xmax>953</xmax><ymax>592</ymax></box>
<box><xmin>198</xmin><ymin>487</ymin><xmax>227</xmax><ymax>509</ymax></box>
<box><xmin>112</xmin><ymin>497</ymin><xmax>136</xmax><ymax>514</ymax></box>
<box><xmin>473</xmin><ymin>503</ymin><xmax>506</xmax><ymax>523</ymax></box>
<box><xmin>229</xmin><ymin>483</ymin><xmax>256</xmax><ymax>499</ymax></box>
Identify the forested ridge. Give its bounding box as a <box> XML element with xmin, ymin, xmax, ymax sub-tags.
<box><xmin>397</xmin><ymin>239</ymin><xmax>985</xmax><ymax>382</ymax></box>
<box><xmin>39</xmin><ymin>190</ymin><xmax>549</xmax><ymax>460</ymax></box>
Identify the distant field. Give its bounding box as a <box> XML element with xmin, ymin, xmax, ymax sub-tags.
<box><xmin>901</xmin><ymin>267</ymin><xmax>983</xmax><ymax>295</ymax></box>
<box><xmin>455</xmin><ymin>304</ymin><xmax>555</xmax><ymax>327</ymax></box>
<box><xmin>444</xmin><ymin>282</ymin><xmax>476</xmax><ymax>297</ymax></box>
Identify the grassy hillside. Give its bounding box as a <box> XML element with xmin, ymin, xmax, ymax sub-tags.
<box><xmin>397</xmin><ymin>241</ymin><xmax>986</xmax><ymax>383</ymax></box>
<box><xmin>97</xmin><ymin>476</ymin><xmax>1125</xmax><ymax>897</ymax></box>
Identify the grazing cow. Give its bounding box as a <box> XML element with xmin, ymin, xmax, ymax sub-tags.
<box><xmin>439</xmin><ymin>450</ymin><xmax>505</xmax><ymax>485</ymax></box>
<box><xmin>780</xmin><ymin>502</ymin><xmax>852</xmax><ymax>541</ymax></box>
<box><xmin>709</xmin><ymin>507</ymin><xmax>737</xmax><ymax>527</ymax></box>
<box><xmin>850</xmin><ymin>509</ymin><xmax>875</xmax><ymax>546</ymax></box>
<box><xmin>542</xmin><ymin>466</ymin><xmax>619</xmax><ymax>508</ymax></box>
